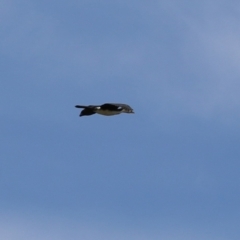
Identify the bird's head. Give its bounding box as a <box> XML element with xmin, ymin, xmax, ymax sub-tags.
<box><xmin>123</xmin><ymin>108</ymin><xmax>134</xmax><ymax>114</ymax></box>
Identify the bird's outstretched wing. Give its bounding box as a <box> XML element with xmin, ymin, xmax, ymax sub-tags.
<box><xmin>101</xmin><ymin>103</ymin><xmax>134</xmax><ymax>112</ymax></box>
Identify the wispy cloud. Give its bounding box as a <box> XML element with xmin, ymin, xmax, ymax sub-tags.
<box><xmin>125</xmin><ymin>1</ymin><xmax>240</xmax><ymax>123</ymax></box>
<box><xmin>0</xmin><ymin>211</ymin><xmax>229</xmax><ymax>240</ymax></box>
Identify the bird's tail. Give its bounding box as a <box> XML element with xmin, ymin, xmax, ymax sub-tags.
<box><xmin>75</xmin><ymin>105</ymin><xmax>87</xmax><ymax>108</ymax></box>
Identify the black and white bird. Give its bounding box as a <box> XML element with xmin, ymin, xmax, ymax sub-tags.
<box><xmin>75</xmin><ymin>103</ymin><xmax>134</xmax><ymax>117</ymax></box>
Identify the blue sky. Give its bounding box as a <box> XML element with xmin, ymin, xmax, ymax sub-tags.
<box><xmin>1</xmin><ymin>0</ymin><xmax>240</xmax><ymax>239</ymax></box>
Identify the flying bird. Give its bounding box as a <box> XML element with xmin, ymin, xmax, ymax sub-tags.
<box><xmin>75</xmin><ymin>103</ymin><xmax>134</xmax><ymax>117</ymax></box>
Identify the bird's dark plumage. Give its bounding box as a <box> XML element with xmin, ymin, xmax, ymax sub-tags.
<box><xmin>75</xmin><ymin>103</ymin><xmax>134</xmax><ymax>117</ymax></box>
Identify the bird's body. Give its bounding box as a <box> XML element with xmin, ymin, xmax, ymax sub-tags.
<box><xmin>75</xmin><ymin>103</ymin><xmax>134</xmax><ymax>117</ymax></box>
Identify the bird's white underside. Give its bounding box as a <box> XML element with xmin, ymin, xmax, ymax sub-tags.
<box><xmin>95</xmin><ymin>109</ymin><xmax>122</xmax><ymax>116</ymax></box>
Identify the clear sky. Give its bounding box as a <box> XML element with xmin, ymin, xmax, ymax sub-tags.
<box><xmin>1</xmin><ymin>0</ymin><xmax>240</xmax><ymax>239</ymax></box>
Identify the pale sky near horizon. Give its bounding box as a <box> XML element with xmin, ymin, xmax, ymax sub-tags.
<box><xmin>1</xmin><ymin>1</ymin><xmax>240</xmax><ymax>239</ymax></box>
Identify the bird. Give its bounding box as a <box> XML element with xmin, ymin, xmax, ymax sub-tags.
<box><xmin>75</xmin><ymin>103</ymin><xmax>134</xmax><ymax>117</ymax></box>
